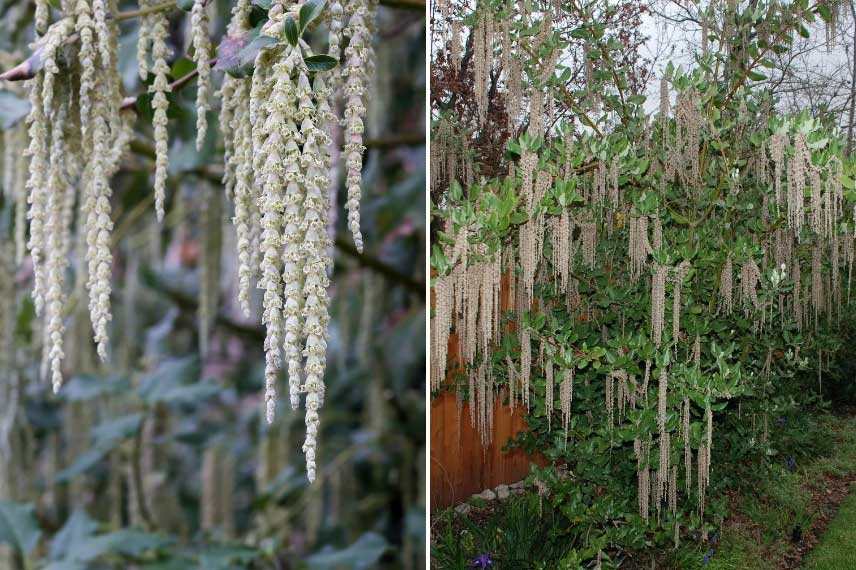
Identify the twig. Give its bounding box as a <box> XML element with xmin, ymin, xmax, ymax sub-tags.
<box><xmin>116</xmin><ymin>0</ymin><xmax>174</xmax><ymax>21</ymax></box>
<box><xmin>141</xmin><ymin>270</ymin><xmax>266</xmax><ymax>342</ymax></box>
<box><xmin>120</xmin><ymin>61</ymin><xmax>214</xmax><ymax>111</ymax></box>
<box><xmin>379</xmin><ymin>0</ymin><xmax>425</xmax><ymax>11</ymax></box>
<box><xmin>0</xmin><ymin>54</ymin><xmax>39</xmax><ymax>82</ymax></box>
<box><xmin>334</xmin><ymin>235</ymin><xmax>424</xmax><ymax>294</ymax></box>
<box><xmin>131</xmin><ymin>416</ymin><xmax>156</xmax><ymax>531</ymax></box>
<box><xmin>364</xmin><ymin>133</ymin><xmax>424</xmax><ymax>148</ymax></box>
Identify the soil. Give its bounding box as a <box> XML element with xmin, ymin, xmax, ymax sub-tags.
<box><xmin>777</xmin><ymin>475</ymin><xmax>856</xmax><ymax>569</ymax></box>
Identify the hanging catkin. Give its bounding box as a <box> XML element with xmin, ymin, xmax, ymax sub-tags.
<box><xmin>629</xmin><ymin>215</ymin><xmax>651</xmax><ymax>282</ymax></box>
<box><xmin>672</xmin><ymin>262</ymin><xmax>689</xmax><ymax>344</ymax></box>
<box><xmin>342</xmin><ymin>0</ymin><xmax>377</xmax><ymax>253</ymax></box>
<box><xmin>545</xmin><ymin>361</ymin><xmax>554</xmax><ymax>430</ymax></box>
<box><xmin>580</xmin><ymin>213</ymin><xmax>597</xmax><ymax>270</ymax></box>
<box><xmin>560</xmin><ymin>367</ymin><xmax>573</xmax><ymax>446</ymax></box>
<box><xmin>657</xmin><ymin>367</ymin><xmax>668</xmax><ymax>435</ymax></box>
<box><xmin>149</xmin><ymin>8</ymin><xmax>171</xmax><ymax>223</ymax></box>
<box><xmin>739</xmin><ymin>258</ymin><xmax>761</xmax><ymax>313</ymax></box>
<box><xmin>812</xmin><ymin>244</ymin><xmax>824</xmax><ymax>327</ymax></box>
<box><xmin>651</xmin><ymin>264</ymin><xmax>667</xmax><ymax>346</ymax></box>
<box><xmin>473</xmin><ymin>11</ymin><xmax>489</xmax><ymax>125</ymax></box>
<box><xmin>520</xmin><ymin>328</ymin><xmax>531</xmax><ymax>409</ymax></box>
<box><xmin>21</xmin><ymin>0</ymin><xmax>129</xmax><ymax>387</ymax></box>
<box><xmin>787</xmin><ymin>133</ymin><xmax>810</xmax><ymax>234</ymax></box>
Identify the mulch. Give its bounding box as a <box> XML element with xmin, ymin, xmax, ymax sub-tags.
<box><xmin>777</xmin><ymin>474</ymin><xmax>856</xmax><ymax>569</ymax></box>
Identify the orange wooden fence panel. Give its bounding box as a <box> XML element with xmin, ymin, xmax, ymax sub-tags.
<box><xmin>430</xmin><ymin>390</ymin><xmax>544</xmax><ymax>510</ymax></box>
<box><xmin>430</xmin><ymin>272</ymin><xmax>546</xmax><ymax>511</ymax></box>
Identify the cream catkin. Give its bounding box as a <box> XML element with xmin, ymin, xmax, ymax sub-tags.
<box><xmin>191</xmin><ymin>0</ymin><xmax>213</xmax><ymax>150</ymax></box>
<box><xmin>150</xmin><ymin>9</ymin><xmax>171</xmax><ymax>222</ymax></box>
<box><xmin>136</xmin><ymin>0</ymin><xmax>151</xmax><ymax>80</ymax></box>
<box><xmin>651</xmin><ymin>264</ymin><xmax>667</xmax><ymax>346</ymax></box>
<box><xmin>342</xmin><ymin>0</ymin><xmax>377</xmax><ymax>253</ymax></box>
<box><xmin>44</xmin><ymin>107</ymin><xmax>69</xmax><ymax>392</ymax></box>
<box><xmin>17</xmin><ymin>0</ymin><xmax>129</xmax><ymax>385</ymax></box>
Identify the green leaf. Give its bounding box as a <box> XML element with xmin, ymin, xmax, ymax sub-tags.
<box><xmin>299</xmin><ymin>0</ymin><xmax>327</xmax><ymax>32</ymax></box>
<box><xmin>304</xmin><ymin>54</ymin><xmax>338</xmax><ymax>73</ymax></box>
<box><xmin>305</xmin><ymin>532</ymin><xmax>389</xmax><ymax>570</ymax></box>
<box><xmin>0</xmin><ymin>500</ymin><xmax>41</xmax><ymax>555</ymax></box>
<box><xmin>0</xmin><ymin>90</ymin><xmax>30</xmax><ymax>128</ymax></box>
<box><xmin>171</xmin><ymin>57</ymin><xmax>196</xmax><ymax>79</ymax></box>
<box><xmin>747</xmin><ymin>70</ymin><xmax>767</xmax><ymax>81</ymax></box>
<box><xmin>44</xmin><ymin>562</ymin><xmax>87</xmax><ymax>570</ymax></box>
<box><xmin>76</xmin><ymin>529</ymin><xmax>170</xmax><ymax>560</ymax></box>
<box><xmin>569</xmin><ymin>27</ymin><xmax>589</xmax><ymax>39</ymax></box>
<box><xmin>176</xmin><ymin>0</ymin><xmax>194</xmax><ymax>11</ymax></box>
<box><xmin>138</xmin><ymin>356</ymin><xmax>213</xmax><ymax>405</ymax></box>
<box><xmin>60</xmin><ymin>374</ymin><xmax>130</xmax><ymax>401</ymax></box>
<box><xmin>198</xmin><ymin>544</ymin><xmax>261</xmax><ymax>570</ymax></box>
<box><xmin>56</xmin><ymin>414</ymin><xmax>144</xmax><ymax>482</ymax></box>
<box><xmin>50</xmin><ymin>510</ymin><xmax>98</xmax><ymax>560</ymax></box>
<box><xmin>283</xmin><ymin>16</ymin><xmax>299</xmax><ymax>46</ymax></box>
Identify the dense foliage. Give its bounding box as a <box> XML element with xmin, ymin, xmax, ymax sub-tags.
<box><xmin>430</xmin><ymin>0</ymin><xmax>856</xmax><ymax>566</ymax></box>
<box><xmin>0</xmin><ymin>0</ymin><xmax>426</xmax><ymax>567</ymax></box>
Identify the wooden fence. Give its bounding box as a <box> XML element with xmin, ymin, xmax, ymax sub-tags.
<box><xmin>429</xmin><ymin>273</ymin><xmax>546</xmax><ymax>511</ymax></box>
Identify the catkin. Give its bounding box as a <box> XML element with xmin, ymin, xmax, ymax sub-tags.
<box><xmin>342</xmin><ymin>0</ymin><xmax>377</xmax><ymax>253</ymax></box>
<box><xmin>150</xmin><ymin>10</ymin><xmax>172</xmax><ymax>222</ymax></box>
<box><xmin>191</xmin><ymin>0</ymin><xmax>213</xmax><ymax>150</ymax></box>
<box><xmin>672</xmin><ymin>262</ymin><xmax>689</xmax><ymax>343</ymax></box>
<box><xmin>651</xmin><ymin>264</ymin><xmax>667</xmax><ymax>346</ymax></box>
<box><xmin>560</xmin><ymin>367</ymin><xmax>573</xmax><ymax>445</ymax></box>
<box><xmin>44</xmin><ymin>109</ymin><xmax>69</xmax><ymax>392</ymax></box>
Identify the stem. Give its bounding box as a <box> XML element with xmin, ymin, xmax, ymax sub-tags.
<box><xmin>132</xmin><ymin>416</ymin><xmax>156</xmax><ymax>530</ymax></box>
<box><xmin>335</xmin><ymin>235</ymin><xmax>424</xmax><ymax>294</ymax></box>
<box><xmin>121</xmin><ymin>59</ymin><xmax>214</xmax><ymax>111</ymax></box>
<box><xmin>364</xmin><ymin>133</ymin><xmax>425</xmax><ymax>148</ymax></box>
<box><xmin>116</xmin><ymin>0</ymin><xmax>174</xmax><ymax>21</ymax></box>
<box><xmin>379</xmin><ymin>0</ymin><xmax>425</xmax><ymax>11</ymax></box>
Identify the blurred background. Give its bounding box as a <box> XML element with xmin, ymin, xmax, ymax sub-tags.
<box><xmin>0</xmin><ymin>0</ymin><xmax>426</xmax><ymax>568</ymax></box>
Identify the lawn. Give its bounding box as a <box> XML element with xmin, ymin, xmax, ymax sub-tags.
<box><xmin>803</xmin><ymin>488</ymin><xmax>856</xmax><ymax>569</ymax></box>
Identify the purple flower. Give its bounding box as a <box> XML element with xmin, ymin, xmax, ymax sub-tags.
<box><xmin>776</xmin><ymin>417</ymin><xmax>787</xmax><ymax>425</ymax></box>
<box><xmin>786</xmin><ymin>456</ymin><xmax>796</xmax><ymax>471</ymax></box>
<box><xmin>472</xmin><ymin>553</ymin><xmax>494</xmax><ymax>568</ymax></box>
<box><xmin>703</xmin><ymin>548</ymin><xmax>716</xmax><ymax>565</ymax></box>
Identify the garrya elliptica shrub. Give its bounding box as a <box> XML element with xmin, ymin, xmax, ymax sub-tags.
<box><xmin>0</xmin><ymin>0</ymin><xmax>378</xmax><ymax>482</ymax></box>
<box><xmin>430</xmin><ymin>0</ymin><xmax>856</xmax><ymax>534</ymax></box>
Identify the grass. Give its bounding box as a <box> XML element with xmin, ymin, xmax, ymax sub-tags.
<box><xmin>802</xmin><ymin>488</ymin><xmax>856</xmax><ymax>569</ymax></box>
<box><xmin>430</xmin><ymin>494</ymin><xmax>580</xmax><ymax>569</ymax></box>
<box><xmin>662</xmin><ymin>414</ymin><xmax>856</xmax><ymax>570</ymax></box>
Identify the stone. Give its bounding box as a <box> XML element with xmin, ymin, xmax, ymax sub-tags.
<box><xmin>495</xmin><ymin>484</ymin><xmax>510</xmax><ymax>499</ymax></box>
<box><xmin>454</xmin><ymin>503</ymin><xmax>471</xmax><ymax>516</ymax></box>
<box><xmin>473</xmin><ymin>489</ymin><xmax>496</xmax><ymax>501</ymax></box>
